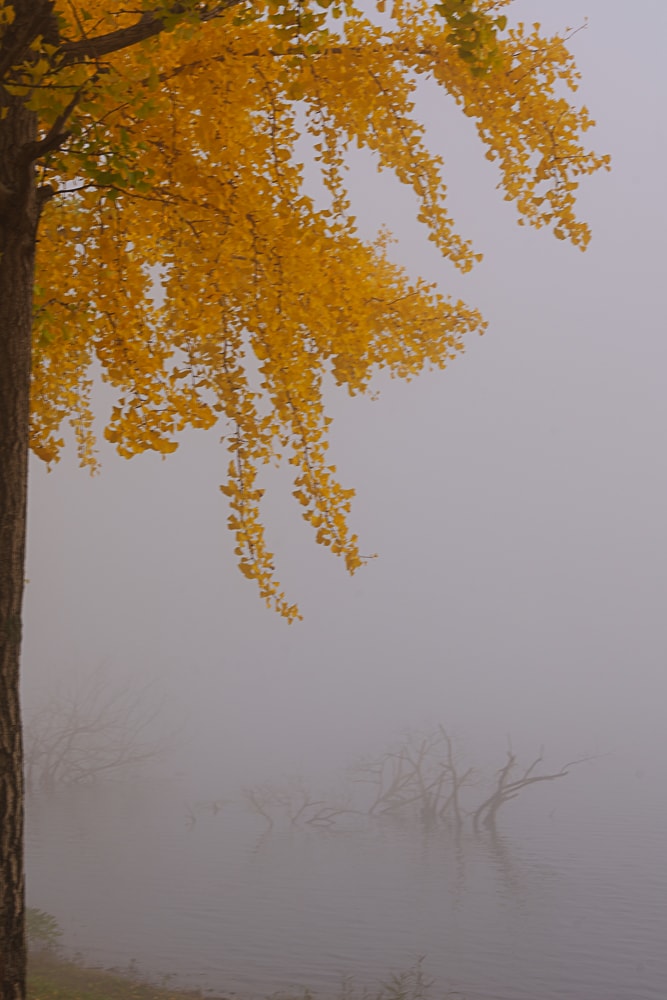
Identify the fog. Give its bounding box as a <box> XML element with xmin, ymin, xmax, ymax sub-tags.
<box><xmin>21</xmin><ymin>4</ymin><xmax>667</xmax><ymax>995</ymax></box>
<box><xmin>23</xmin><ymin>0</ymin><xmax>667</xmax><ymax>783</ymax></box>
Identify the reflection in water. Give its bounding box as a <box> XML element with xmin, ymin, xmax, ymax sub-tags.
<box><xmin>26</xmin><ymin>778</ymin><xmax>667</xmax><ymax>1000</ymax></box>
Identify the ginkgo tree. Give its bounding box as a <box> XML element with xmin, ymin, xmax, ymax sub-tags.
<box><xmin>0</xmin><ymin>1</ymin><xmax>608</xmax><ymax>996</ymax></box>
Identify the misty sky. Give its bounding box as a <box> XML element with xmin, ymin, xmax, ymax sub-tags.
<box><xmin>22</xmin><ymin>0</ymin><xmax>667</xmax><ymax>795</ymax></box>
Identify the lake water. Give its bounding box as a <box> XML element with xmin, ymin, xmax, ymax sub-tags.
<box><xmin>25</xmin><ymin>762</ymin><xmax>667</xmax><ymax>1000</ymax></box>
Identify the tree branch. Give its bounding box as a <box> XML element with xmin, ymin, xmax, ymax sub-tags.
<box><xmin>58</xmin><ymin>1</ymin><xmax>244</xmax><ymax>65</ymax></box>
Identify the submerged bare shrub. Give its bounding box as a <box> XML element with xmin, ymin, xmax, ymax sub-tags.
<box><xmin>23</xmin><ymin>667</ymin><xmax>170</xmax><ymax>792</ymax></box>
<box><xmin>471</xmin><ymin>748</ymin><xmax>593</xmax><ymax>832</ymax></box>
<box><xmin>242</xmin><ymin>777</ymin><xmax>357</xmax><ymax>829</ymax></box>
<box><xmin>350</xmin><ymin>726</ymin><xmax>475</xmax><ymax>829</ymax></box>
<box><xmin>243</xmin><ymin>727</ymin><xmax>592</xmax><ymax>835</ymax></box>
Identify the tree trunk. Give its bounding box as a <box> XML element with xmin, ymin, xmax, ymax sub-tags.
<box><xmin>0</xmin><ymin>71</ymin><xmax>38</xmax><ymax>1000</ymax></box>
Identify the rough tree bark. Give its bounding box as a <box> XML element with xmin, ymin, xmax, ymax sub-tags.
<box><xmin>0</xmin><ymin>4</ymin><xmax>41</xmax><ymax>993</ymax></box>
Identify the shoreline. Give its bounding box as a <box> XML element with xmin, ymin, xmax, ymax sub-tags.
<box><xmin>28</xmin><ymin>951</ymin><xmax>234</xmax><ymax>1000</ymax></box>
<box><xmin>27</xmin><ymin>950</ymin><xmax>442</xmax><ymax>1000</ymax></box>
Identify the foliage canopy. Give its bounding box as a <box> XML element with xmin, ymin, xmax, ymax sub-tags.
<box><xmin>3</xmin><ymin>0</ymin><xmax>609</xmax><ymax>619</ymax></box>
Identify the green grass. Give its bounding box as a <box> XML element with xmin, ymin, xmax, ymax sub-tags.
<box><xmin>27</xmin><ymin>952</ymin><xmax>230</xmax><ymax>1000</ymax></box>
<box><xmin>27</xmin><ymin>950</ymin><xmax>448</xmax><ymax>1000</ymax></box>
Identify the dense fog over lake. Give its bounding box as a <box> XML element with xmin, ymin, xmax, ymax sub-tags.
<box><xmin>22</xmin><ymin>1</ymin><xmax>667</xmax><ymax>997</ymax></box>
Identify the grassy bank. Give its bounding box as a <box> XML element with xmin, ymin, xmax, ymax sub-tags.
<box><xmin>28</xmin><ymin>949</ymin><xmax>441</xmax><ymax>1000</ymax></box>
<box><xmin>28</xmin><ymin>952</ymin><xmax>230</xmax><ymax>1000</ymax></box>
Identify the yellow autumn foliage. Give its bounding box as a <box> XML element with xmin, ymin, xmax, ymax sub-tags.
<box><xmin>19</xmin><ymin>0</ymin><xmax>609</xmax><ymax>619</ymax></box>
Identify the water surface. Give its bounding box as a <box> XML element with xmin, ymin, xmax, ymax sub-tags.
<box><xmin>26</xmin><ymin>767</ymin><xmax>667</xmax><ymax>999</ymax></box>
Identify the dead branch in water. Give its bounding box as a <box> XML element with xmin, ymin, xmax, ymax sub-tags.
<box><xmin>242</xmin><ymin>728</ymin><xmax>594</xmax><ymax>836</ymax></box>
<box><xmin>472</xmin><ymin>748</ymin><xmax>594</xmax><ymax>832</ymax></box>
